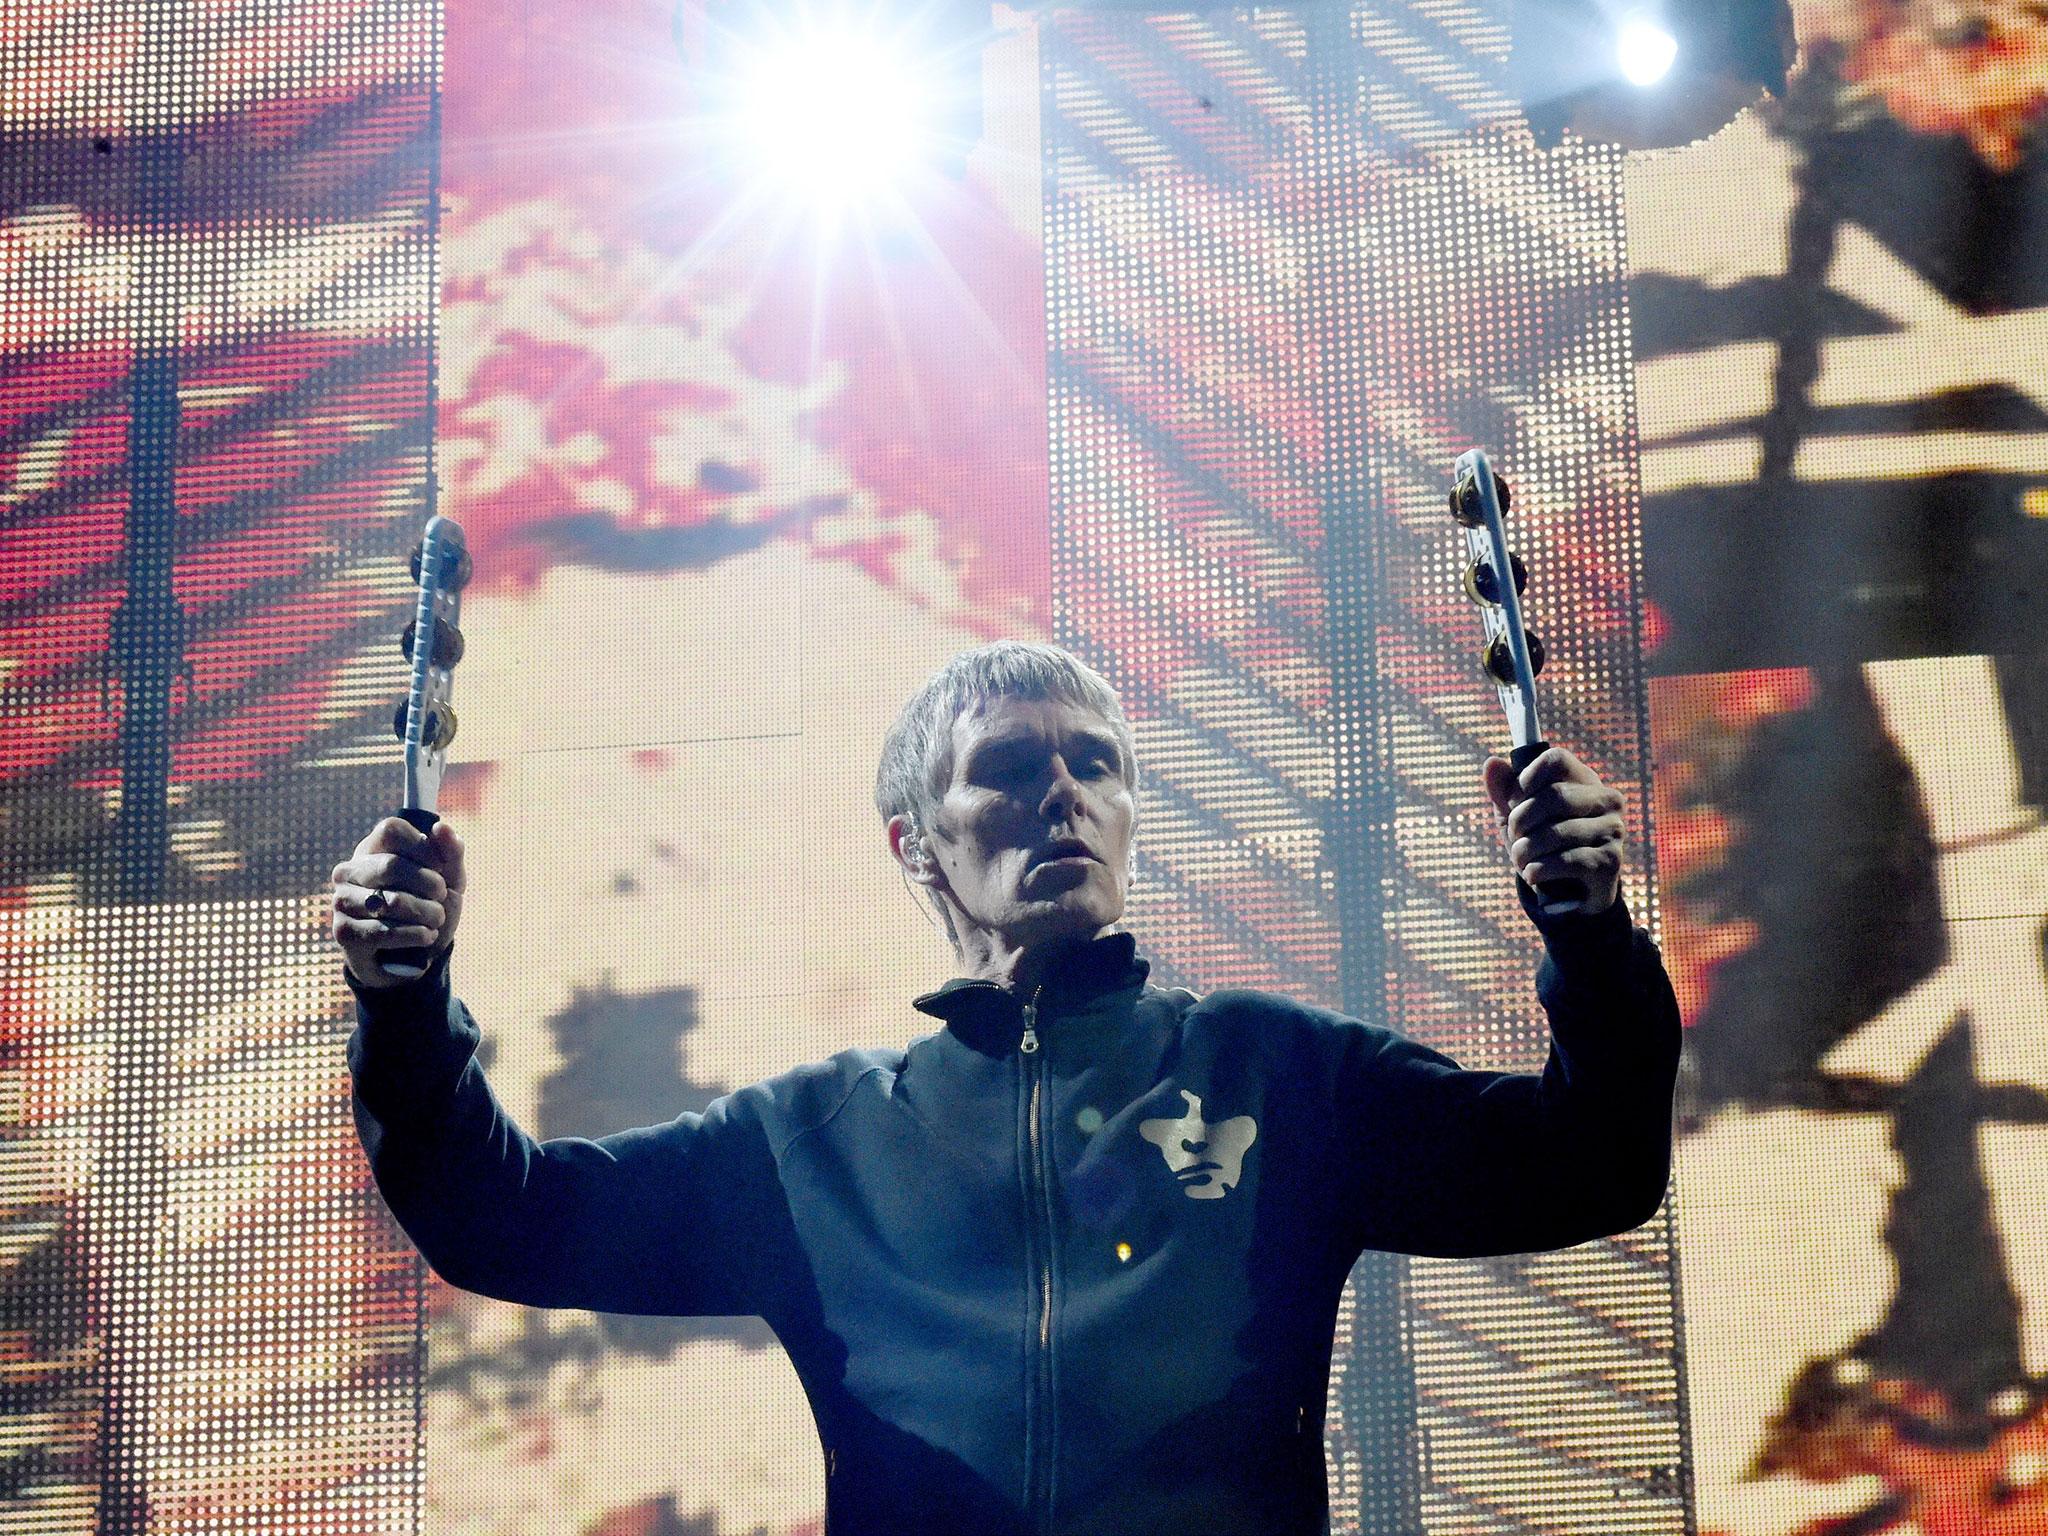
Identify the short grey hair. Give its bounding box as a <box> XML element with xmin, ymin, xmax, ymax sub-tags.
<box><xmin>874</xmin><ymin>640</ymin><xmax>1141</xmax><ymax>835</ymax></box>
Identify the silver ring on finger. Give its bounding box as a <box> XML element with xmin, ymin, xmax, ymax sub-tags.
<box><xmin>364</xmin><ymin>888</ymin><xmax>389</xmax><ymax>918</ymax></box>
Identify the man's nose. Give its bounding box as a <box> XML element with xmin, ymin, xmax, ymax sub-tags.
<box><xmin>1039</xmin><ymin>756</ymin><xmax>1085</xmax><ymax>816</ymax></box>
<box><xmin>1180</xmin><ymin>1137</ymin><xmax>1208</xmax><ymax>1155</ymax></box>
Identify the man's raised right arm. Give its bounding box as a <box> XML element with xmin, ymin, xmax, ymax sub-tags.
<box><xmin>335</xmin><ymin>817</ymin><xmax>767</xmax><ymax>1317</ymax></box>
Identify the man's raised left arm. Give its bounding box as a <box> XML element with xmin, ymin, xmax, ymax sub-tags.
<box><xmin>1332</xmin><ymin>747</ymin><xmax>1682</xmax><ymax>1258</ymax></box>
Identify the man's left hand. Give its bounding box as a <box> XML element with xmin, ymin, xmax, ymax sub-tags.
<box><xmin>1482</xmin><ymin>747</ymin><xmax>1626</xmax><ymax>916</ymax></box>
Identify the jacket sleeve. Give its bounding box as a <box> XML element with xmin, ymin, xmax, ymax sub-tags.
<box><xmin>346</xmin><ymin>945</ymin><xmax>770</xmax><ymax>1316</ymax></box>
<box><xmin>1333</xmin><ymin>887</ymin><xmax>1682</xmax><ymax>1259</ymax></box>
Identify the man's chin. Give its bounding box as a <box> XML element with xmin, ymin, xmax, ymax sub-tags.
<box><xmin>1014</xmin><ymin>896</ymin><xmax>1121</xmax><ymax>940</ymax></box>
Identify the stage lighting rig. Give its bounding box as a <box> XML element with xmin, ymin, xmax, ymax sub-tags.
<box><xmin>1506</xmin><ymin>0</ymin><xmax>1795</xmax><ymax>149</ymax></box>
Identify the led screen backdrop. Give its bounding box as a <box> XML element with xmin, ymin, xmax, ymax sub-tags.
<box><xmin>1629</xmin><ymin>26</ymin><xmax>2048</xmax><ymax>1532</ymax></box>
<box><xmin>3</xmin><ymin>0</ymin><xmax>2043</xmax><ymax>1531</ymax></box>
<box><xmin>1037</xmin><ymin>5</ymin><xmax>1683</xmax><ymax>1531</ymax></box>
<box><xmin>0</xmin><ymin>0</ymin><xmax>436</xmax><ymax>1529</ymax></box>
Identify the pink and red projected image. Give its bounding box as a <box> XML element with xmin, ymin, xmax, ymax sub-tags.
<box><xmin>409</xmin><ymin>1</ymin><xmax>1057</xmax><ymax>1529</ymax></box>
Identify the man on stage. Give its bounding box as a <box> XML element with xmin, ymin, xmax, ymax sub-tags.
<box><xmin>333</xmin><ymin>639</ymin><xmax>1680</xmax><ymax>1535</ymax></box>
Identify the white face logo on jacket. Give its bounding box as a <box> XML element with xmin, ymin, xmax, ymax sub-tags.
<box><xmin>1139</xmin><ymin>1089</ymin><xmax>1257</xmax><ymax>1200</ymax></box>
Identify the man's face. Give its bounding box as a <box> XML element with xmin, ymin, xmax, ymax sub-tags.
<box><xmin>912</xmin><ymin>694</ymin><xmax>1135</xmax><ymax>950</ymax></box>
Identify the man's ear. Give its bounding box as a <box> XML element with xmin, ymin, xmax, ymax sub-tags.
<box><xmin>891</xmin><ymin>815</ymin><xmax>943</xmax><ymax>887</ymax></box>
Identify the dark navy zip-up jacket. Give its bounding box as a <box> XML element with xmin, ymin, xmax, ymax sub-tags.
<box><xmin>347</xmin><ymin>889</ymin><xmax>1680</xmax><ymax>1535</ymax></box>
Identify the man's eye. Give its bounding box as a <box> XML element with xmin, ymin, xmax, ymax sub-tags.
<box><xmin>981</xmin><ymin>753</ymin><xmax>1114</xmax><ymax>782</ymax></box>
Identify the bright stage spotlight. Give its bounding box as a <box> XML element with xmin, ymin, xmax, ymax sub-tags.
<box><xmin>1508</xmin><ymin>0</ymin><xmax>1793</xmax><ymax>149</ymax></box>
<box><xmin>730</xmin><ymin>22</ymin><xmax>932</xmax><ymax>200</ymax></box>
<box><xmin>1614</xmin><ymin>12</ymin><xmax>1678</xmax><ymax>87</ymax></box>
<box><xmin>684</xmin><ymin>0</ymin><xmax>986</xmax><ymax>209</ymax></box>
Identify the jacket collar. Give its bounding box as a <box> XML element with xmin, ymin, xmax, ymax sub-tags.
<box><xmin>912</xmin><ymin>930</ymin><xmax>1150</xmax><ymax>1023</ymax></box>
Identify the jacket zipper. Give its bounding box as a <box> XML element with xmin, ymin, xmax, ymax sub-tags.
<box><xmin>1019</xmin><ymin>986</ymin><xmax>1054</xmax><ymax>1533</ymax></box>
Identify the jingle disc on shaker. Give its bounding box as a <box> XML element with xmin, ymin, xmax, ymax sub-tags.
<box><xmin>1482</xmin><ymin>628</ymin><xmax>1545</xmax><ymax>684</ymax></box>
<box><xmin>400</xmin><ymin>616</ymin><xmax>466</xmax><ymax>669</ymax></box>
<box><xmin>1463</xmin><ymin>551</ymin><xmax>1528</xmax><ymax>606</ymax></box>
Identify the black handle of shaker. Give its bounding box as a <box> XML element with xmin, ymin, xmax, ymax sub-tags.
<box><xmin>1508</xmin><ymin>742</ymin><xmax>1588</xmax><ymax>917</ymax></box>
<box><xmin>381</xmin><ymin>805</ymin><xmax>444</xmax><ymax>981</ymax></box>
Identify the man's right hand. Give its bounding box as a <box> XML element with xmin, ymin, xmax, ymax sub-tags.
<box><xmin>331</xmin><ymin>817</ymin><xmax>466</xmax><ymax>989</ymax></box>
